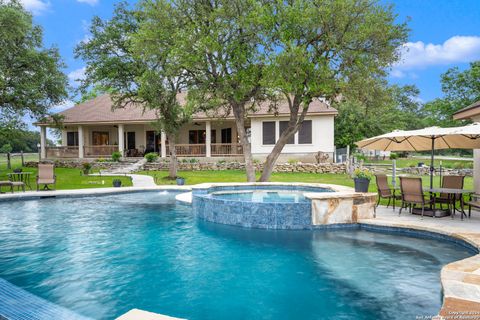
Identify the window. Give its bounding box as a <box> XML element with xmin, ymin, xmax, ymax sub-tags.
<box><xmin>262</xmin><ymin>121</ymin><xmax>276</xmax><ymax>145</ymax></box>
<box><xmin>66</xmin><ymin>132</ymin><xmax>78</xmax><ymax>146</ymax></box>
<box><xmin>92</xmin><ymin>132</ymin><xmax>109</xmax><ymax>145</ymax></box>
<box><xmin>279</xmin><ymin>121</ymin><xmax>294</xmax><ymax>144</ymax></box>
<box><xmin>221</xmin><ymin>128</ymin><xmax>232</xmax><ymax>144</ymax></box>
<box><xmin>189</xmin><ymin>130</ymin><xmax>205</xmax><ymax>144</ymax></box>
<box><xmin>298</xmin><ymin>120</ymin><xmax>312</xmax><ymax>144</ymax></box>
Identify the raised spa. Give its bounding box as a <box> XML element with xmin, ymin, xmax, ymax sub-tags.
<box><xmin>191</xmin><ymin>184</ymin><xmax>376</xmax><ymax>229</ymax></box>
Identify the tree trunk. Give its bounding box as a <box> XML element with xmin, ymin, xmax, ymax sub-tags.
<box><xmin>231</xmin><ymin>104</ymin><xmax>256</xmax><ymax>182</ymax></box>
<box><xmin>259</xmin><ymin>129</ymin><xmax>296</xmax><ymax>182</ymax></box>
<box><xmin>167</xmin><ymin>133</ymin><xmax>178</xmax><ymax>179</ymax></box>
<box><xmin>259</xmin><ymin>97</ymin><xmax>309</xmax><ymax>182</ymax></box>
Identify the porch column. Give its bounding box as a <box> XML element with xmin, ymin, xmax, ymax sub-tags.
<box><xmin>206</xmin><ymin>121</ymin><xmax>211</xmax><ymax>157</ymax></box>
<box><xmin>160</xmin><ymin>131</ymin><xmax>166</xmax><ymax>157</ymax></box>
<box><xmin>118</xmin><ymin>124</ymin><xmax>125</xmax><ymax>157</ymax></box>
<box><xmin>78</xmin><ymin>125</ymin><xmax>84</xmax><ymax>158</ymax></box>
<box><xmin>40</xmin><ymin>126</ymin><xmax>46</xmax><ymax>159</ymax></box>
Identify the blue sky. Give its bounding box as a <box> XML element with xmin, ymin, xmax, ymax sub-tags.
<box><xmin>21</xmin><ymin>0</ymin><xmax>480</xmax><ymax>110</ymax></box>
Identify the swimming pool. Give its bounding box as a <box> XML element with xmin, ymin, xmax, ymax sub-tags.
<box><xmin>0</xmin><ymin>191</ymin><xmax>474</xmax><ymax>319</ymax></box>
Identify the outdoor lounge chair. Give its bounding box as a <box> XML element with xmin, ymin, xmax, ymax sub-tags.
<box><xmin>434</xmin><ymin>175</ymin><xmax>465</xmax><ymax>212</ymax></box>
<box><xmin>36</xmin><ymin>163</ymin><xmax>56</xmax><ymax>191</ymax></box>
<box><xmin>375</xmin><ymin>174</ymin><xmax>401</xmax><ymax>210</ymax></box>
<box><xmin>399</xmin><ymin>176</ymin><xmax>433</xmax><ymax>218</ymax></box>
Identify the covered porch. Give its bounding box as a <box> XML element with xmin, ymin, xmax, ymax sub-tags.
<box><xmin>39</xmin><ymin>120</ymin><xmax>244</xmax><ymax>159</ymax></box>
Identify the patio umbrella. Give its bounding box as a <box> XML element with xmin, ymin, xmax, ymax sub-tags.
<box><xmin>356</xmin><ymin>123</ymin><xmax>480</xmax><ymax>188</ymax></box>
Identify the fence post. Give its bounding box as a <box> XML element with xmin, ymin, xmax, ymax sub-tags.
<box><xmin>21</xmin><ymin>151</ymin><xmax>24</xmax><ymax>167</ymax></box>
<box><xmin>7</xmin><ymin>152</ymin><xmax>11</xmax><ymax>169</ymax></box>
<box><xmin>392</xmin><ymin>159</ymin><xmax>396</xmax><ymax>188</ymax></box>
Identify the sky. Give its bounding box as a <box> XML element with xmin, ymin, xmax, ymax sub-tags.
<box><xmin>18</xmin><ymin>0</ymin><xmax>480</xmax><ymax>114</ymax></box>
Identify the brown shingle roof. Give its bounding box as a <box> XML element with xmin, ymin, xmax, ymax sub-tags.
<box><xmin>51</xmin><ymin>93</ymin><xmax>337</xmax><ymax>124</ymax></box>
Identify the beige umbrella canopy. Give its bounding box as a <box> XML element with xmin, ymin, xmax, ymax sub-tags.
<box><xmin>356</xmin><ymin>123</ymin><xmax>480</xmax><ymax>151</ymax></box>
<box><xmin>356</xmin><ymin>123</ymin><xmax>480</xmax><ymax>188</ymax></box>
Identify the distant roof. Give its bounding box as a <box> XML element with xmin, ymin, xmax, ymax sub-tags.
<box><xmin>39</xmin><ymin>92</ymin><xmax>337</xmax><ymax>125</ymax></box>
<box><xmin>453</xmin><ymin>100</ymin><xmax>480</xmax><ymax>120</ymax></box>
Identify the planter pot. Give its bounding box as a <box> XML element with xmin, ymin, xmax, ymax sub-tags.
<box><xmin>13</xmin><ymin>168</ymin><xmax>22</xmax><ymax>173</ymax></box>
<box><xmin>354</xmin><ymin>178</ymin><xmax>370</xmax><ymax>193</ymax></box>
<box><xmin>113</xmin><ymin>180</ymin><xmax>122</xmax><ymax>188</ymax></box>
<box><xmin>176</xmin><ymin>178</ymin><xmax>185</xmax><ymax>186</ymax></box>
<box><xmin>83</xmin><ymin>169</ymin><xmax>90</xmax><ymax>175</ymax></box>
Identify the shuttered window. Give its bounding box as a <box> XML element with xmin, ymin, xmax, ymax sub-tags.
<box><xmin>279</xmin><ymin>121</ymin><xmax>295</xmax><ymax>144</ymax></box>
<box><xmin>298</xmin><ymin>120</ymin><xmax>312</xmax><ymax>144</ymax></box>
<box><xmin>262</xmin><ymin>121</ymin><xmax>276</xmax><ymax>145</ymax></box>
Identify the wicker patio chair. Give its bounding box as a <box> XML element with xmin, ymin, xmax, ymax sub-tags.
<box><xmin>399</xmin><ymin>176</ymin><xmax>433</xmax><ymax>218</ymax></box>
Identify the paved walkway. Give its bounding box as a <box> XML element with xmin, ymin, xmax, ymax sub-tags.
<box><xmin>93</xmin><ymin>159</ymin><xmax>157</xmax><ymax>188</ymax></box>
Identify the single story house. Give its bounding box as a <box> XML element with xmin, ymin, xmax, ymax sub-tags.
<box><xmin>36</xmin><ymin>92</ymin><xmax>337</xmax><ymax>162</ymax></box>
<box><xmin>453</xmin><ymin>100</ymin><xmax>480</xmax><ymax>193</ymax></box>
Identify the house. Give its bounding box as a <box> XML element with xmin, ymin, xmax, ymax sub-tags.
<box><xmin>453</xmin><ymin>100</ymin><xmax>480</xmax><ymax>193</ymax></box>
<box><xmin>36</xmin><ymin>93</ymin><xmax>337</xmax><ymax>162</ymax></box>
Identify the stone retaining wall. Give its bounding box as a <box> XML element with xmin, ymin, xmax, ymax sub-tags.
<box><xmin>143</xmin><ymin>161</ymin><xmax>347</xmax><ymax>174</ymax></box>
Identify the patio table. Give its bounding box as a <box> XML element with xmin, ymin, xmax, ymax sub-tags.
<box><xmin>7</xmin><ymin>172</ymin><xmax>33</xmax><ymax>190</ymax></box>
<box><xmin>425</xmin><ymin>187</ymin><xmax>473</xmax><ymax>220</ymax></box>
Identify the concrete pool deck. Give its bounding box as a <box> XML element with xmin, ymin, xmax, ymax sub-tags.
<box><xmin>1</xmin><ymin>186</ymin><xmax>480</xmax><ymax>318</ymax></box>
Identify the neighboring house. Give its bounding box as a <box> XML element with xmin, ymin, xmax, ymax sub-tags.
<box><xmin>453</xmin><ymin>100</ymin><xmax>480</xmax><ymax>193</ymax></box>
<box><xmin>36</xmin><ymin>93</ymin><xmax>337</xmax><ymax>162</ymax></box>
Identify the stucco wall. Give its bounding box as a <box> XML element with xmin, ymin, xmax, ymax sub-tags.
<box><xmin>250</xmin><ymin>115</ymin><xmax>335</xmax><ymax>156</ymax></box>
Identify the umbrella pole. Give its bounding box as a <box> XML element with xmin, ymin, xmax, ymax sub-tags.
<box><xmin>430</xmin><ymin>137</ymin><xmax>435</xmax><ymax>189</ymax></box>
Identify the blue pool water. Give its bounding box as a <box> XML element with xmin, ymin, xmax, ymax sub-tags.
<box><xmin>0</xmin><ymin>192</ymin><xmax>474</xmax><ymax>320</ymax></box>
<box><xmin>210</xmin><ymin>190</ymin><xmax>309</xmax><ymax>203</ymax></box>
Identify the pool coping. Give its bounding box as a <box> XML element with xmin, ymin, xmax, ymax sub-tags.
<box><xmin>1</xmin><ymin>186</ymin><xmax>480</xmax><ymax>318</ymax></box>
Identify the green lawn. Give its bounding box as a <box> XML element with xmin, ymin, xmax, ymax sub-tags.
<box><xmin>364</xmin><ymin>157</ymin><xmax>473</xmax><ymax>169</ymax></box>
<box><xmin>140</xmin><ymin>169</ymin><xmax>474</xmax><ymax>190</ymax></box>
<box><xmin>1</xmin><ymin>161</ymin><xmax>132</xmax><ymax>191</ymax></box>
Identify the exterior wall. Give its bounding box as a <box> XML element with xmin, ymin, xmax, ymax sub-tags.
<box><xmin>176</xmin><ymin>120</ymin><xmax>238</xmax><ymax>144</ymax></box>
<box><xmin>250</xmin><ymin>115</ymin><xmax>335</xmax><ymax>157</ymax></box>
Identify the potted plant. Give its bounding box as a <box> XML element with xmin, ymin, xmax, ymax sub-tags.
<box><xmin>82</xmin><ymin>162</ymin><xmax>92</xmax><ymax>175</ymax></box>
<box><xmin>352</xmin><ymin>168</ymin><xmax>372</xmax><ymax>192</ymax></box>
<box><xmin>112</xmin><ymin>179</ymin><xmax>122</xmax><ymax>187</ymax></box>
<box><xmin>176</xmin><ymin>177</ymin><xmax>185</xmax><ymax>185</ymax></box>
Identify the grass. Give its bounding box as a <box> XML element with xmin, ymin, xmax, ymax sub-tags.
<box><xmin>364</xmin><ymin>158</ymin><xmax>473</xmax><ymax>169</ymax></box>
<box><xmin>0</xmin><ymin>158</ymin><xmax>133</xmax><ymax>191</ymax></box>
<box><xmin>140</xmin><ymin>169</ymin><xmax>474</xmax><ymax>190</ymax></box>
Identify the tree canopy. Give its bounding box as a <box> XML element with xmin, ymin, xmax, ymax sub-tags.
<box><xmin>0</xmin><ymin>0</ymin><xmax>68</xmax><ymax>126</ymax></box>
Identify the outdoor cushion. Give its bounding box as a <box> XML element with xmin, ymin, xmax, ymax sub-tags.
<box><xmin>37</xmin><ymin>179</ymin><xmax>55</xmax><ymax>184</ymax></box>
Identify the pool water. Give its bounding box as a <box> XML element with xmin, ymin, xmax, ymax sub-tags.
<box><xmin>0</xmin><ymin>192</ymin><xmax>474</xmax><ymax>320</ymax></box>
<box><xmin>210</xmin><ymin>190</ymin><xmax>309</xmax><ymax>203</ymax></box>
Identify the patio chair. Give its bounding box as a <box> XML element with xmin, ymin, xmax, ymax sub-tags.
<box><xmin>36</xmin><ymin>163</ymin><xmax>56</xmax><ymax>191</ymax></box>
<box><xmin>375</xmin><ymin>174</ymin><xmax>401</xmax><ymax>210</ymax></box>
<box><xmin>399</xmin><ymin>176</ymin><xmax>433</xmax><ymax>218</ymax></box>
<box><xmin>0</xmin><ymin>181</ymin><xmax>13</xmax><ymax>193</ymax></box>
<box><xmin>434</xmin><ymin>175</ymin><xmax>465</xmax><ymax>212</ymax></box>
<box><xmin>467</xmin><ymin>194</ymin><xmax>480</xmax><ymax>218</ymax></box>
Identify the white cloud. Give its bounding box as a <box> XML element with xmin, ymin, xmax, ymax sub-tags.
<box><xmin>68</xmin><ymin>67</ymin><xmax>86</xmax><ymax>86</ymax></box>
<box><xmin>51</xmin><ymin>100</ymin><xmax>74</xmax><ymax>113</ymax></box>
<box><xmin>394</xmin><ymin>36</ymin><xmax>480</xmax><ymax>70</ymax></box>
<box><xmin>77</xmin><ymin>0</ymin><xmax>99</xmax><ymax>6</ymax></box>
<box><xmin>18</xmin><ymin>0</ymin><xmax>50</xmax><ymax>15</ymax></box>
<box><xmin>390</xmin><ymin>69</ymin><xmax>405</xmax><ymax>78</ymax></box>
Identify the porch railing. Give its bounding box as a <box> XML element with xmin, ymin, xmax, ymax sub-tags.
<box><xmin>46</xmin><ymin>146</ymin><xmax>79</xmax><ymax>158</ymax></box>
<box><xmin>211</xmin><ymin>143</ymin><xmax>243</xmax><ymax>156</ymax></box>
<box><xmin>166</xmin><ymin>144</ymin><xmax>206</xmax><ymax>156</ymax></box>
<box><xmin>84</xmin><ymin>145</ymin><xmax>118</xmax><ymax>157</ymax></box>
<box><xmin>165</xmin><ymin>143</ymin><xmax>244</xmax><ymax>157</ymax></box>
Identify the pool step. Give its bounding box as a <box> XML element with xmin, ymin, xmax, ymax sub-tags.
<box><xmin>116</xmin><ymin>308</ymin><xmax>185</xmax><ymax>320</ymax></box>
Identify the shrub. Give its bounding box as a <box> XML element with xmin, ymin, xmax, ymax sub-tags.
<box><xmin>82</xmin><ymin>162</ymin><xmax>92</xmax><ymax>174</ymax></box>
<box><xmin>0</xmin><ymin>144</ymin><xmax>13</xmax><ymax>153</ymax></box>
<box><xmin>287</xmin><ymin>159</ymin><xmax>298</xmax><ymax>165</ymax></box>
<box><xmin>189</xmin><ymin>158</ymin><xmax>199</xmax><ymax>163</ymax></box>
<box><xmin>111</xmin><ymin>151</ymin><xmax>122</xmax><ymax>162</ymax></box>
<box><xmin>389</xmin><ymin>153</ymin><xmax>398</xmax><ymax>160</ymax></box>
<box><xmin>353</xmin><ymin>153</ymin><xmax>367</xmax><ymax>162</ymax></box>
<box><xmin>96</xmin><ymin>157</ymin><xmax>107</xmax><ymax>162</ymax></box>
<box><xmin>144</xmin><ymin>152</ymin><xmax>159</xmax><ymax>163</ymax></box>
<box><xmin>217</xmin><ymin>160</ymin><xmax>226</xmax><ymax>165</ymax></box>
